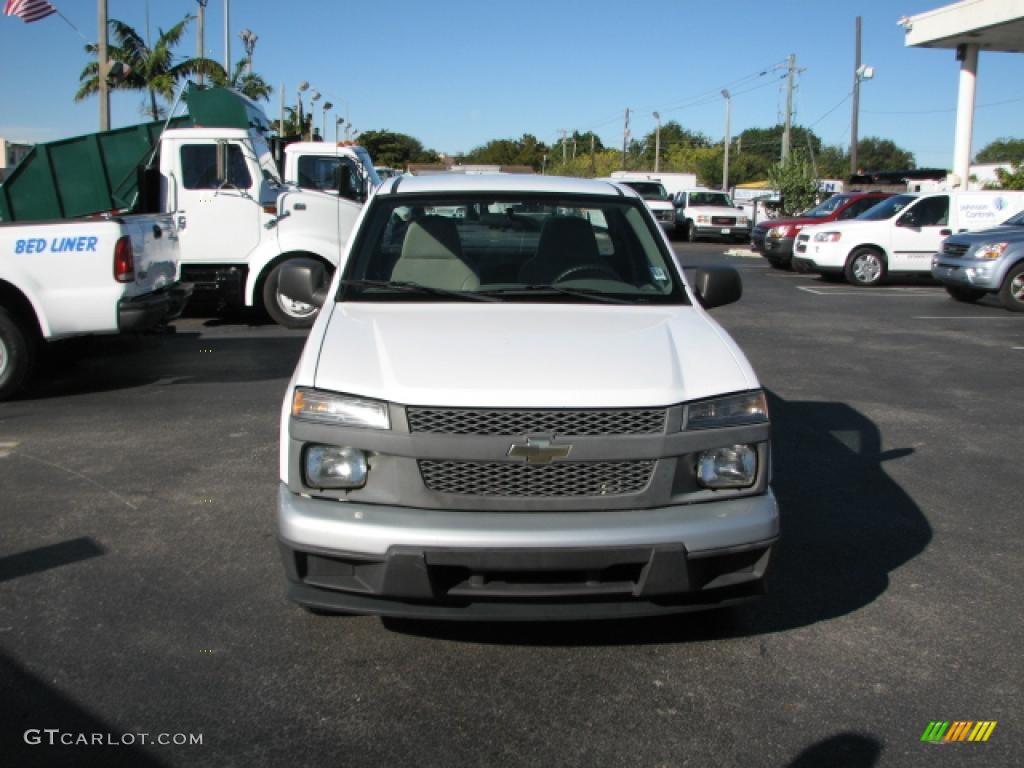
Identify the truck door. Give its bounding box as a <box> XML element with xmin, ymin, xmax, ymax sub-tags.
<box><xmin>174</xmin><ymin>141</ymin><xmax>261</xmax><ymax>266</ymax></box>
<box><xmin>890</xmin><ymin>195</ymin><xmax>949</xmax><ymax>272</ymax></box>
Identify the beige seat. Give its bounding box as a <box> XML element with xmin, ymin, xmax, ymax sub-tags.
<box><xmin>391</xmin><ymin>215</ymin><xmax>479</xmax><ymax>291</ymax></box>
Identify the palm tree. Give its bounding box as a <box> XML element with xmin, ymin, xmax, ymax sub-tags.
<box><xmin>76</xmin><ymin>15</ymin><xmax>226</xmax><ymax>121</ymax></box>
<box><xmin>212</xmin><ymin>58</ymin><xmax>273</xmax><ymax>102</ymax></box>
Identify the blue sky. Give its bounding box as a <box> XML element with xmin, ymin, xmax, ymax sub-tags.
<box><xmin>2</xmin><ymin>0</ymin><xmax>1022</xmax><ymax>169</ymax></box>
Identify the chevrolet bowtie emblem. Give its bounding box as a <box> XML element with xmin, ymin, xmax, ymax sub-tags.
<box><xmin>507</xmin><ymin>437</ymin><xmax>572</xmax><ymax>464</ymax></box>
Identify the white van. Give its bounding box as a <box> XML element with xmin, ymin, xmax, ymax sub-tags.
<box><xmin>793</xmin><ymin>191</ymin><xmax>1024</xmax><ymax>285</ymax></box>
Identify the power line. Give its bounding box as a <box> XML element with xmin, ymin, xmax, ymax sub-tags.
<box><xmin>862</xmin><ymin>95</ymin><xmax>1024</xmax><ymax>115</ymax></box>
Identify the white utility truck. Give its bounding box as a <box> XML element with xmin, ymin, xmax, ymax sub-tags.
<box><xmin>792</xmin><ymin>191</ymin><xmax>1024</xmax><ymax>286</ymax></box>
<box><xmin>273</xmin><ymin>174</ymin><xmax>778</xmax><ymax>620</ymax></box>
<box><xmin>0</xmin><ymin>85</ymin><xmax>379</xmax><ymax>328</ymax></box>
<box><xmin>0</xmin><ymin>216</ymin><xmax>188</xmax><ymax>400</ymax></box>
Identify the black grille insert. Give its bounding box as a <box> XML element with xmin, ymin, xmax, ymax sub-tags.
<box><xmin>407</xmin><ymin>407</ymin><xmax>667</xmax><ymax>436</ymax></box>
<box><xmin>419</xmin><ymin>460</ymin><xmax>655</xmax><ymax>497</ymax></box>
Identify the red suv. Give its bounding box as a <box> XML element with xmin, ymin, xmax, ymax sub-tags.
<box><xmin>750</xmin><ymin>192</ymin><xmax>892</xmax><ymax>269</ymax></box>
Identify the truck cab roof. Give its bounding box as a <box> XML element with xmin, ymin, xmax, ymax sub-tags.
<box><xmin>378</xmin><ymin>173</ymin><xmax>636</xmax><ymax>199</ymax></box>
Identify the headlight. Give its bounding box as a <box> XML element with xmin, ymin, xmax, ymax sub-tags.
<box><xmin>696</xmin><ymin>444</ymin><xmax>757</xmax><ymax>488</ymax></box>
<box><xmin>813</xmin><ymin>231</ymin><xmax>842</xmax><ymax>242</ymax></box>
<box><xmin>737</xmin><ymin>216</ymin><xmax>749</xmax><ymax>226</ymax></box>
<box><xmin>685</xmin><ymin>391</ymin><xmax>768</xmax><ymax>430</ymax></box>
<box><xmin>304</xmin><ymin>444</ymin><xmax>368</xmax><ymax>489</ymax></box>
<box><xmin>291</xmin><ymin>388</ymin><xmax>390</xmax><ymax>429</ymax></box>
<box><xmin>974</xmin><ymin>242</ymin><xmax>1008</xmax><ymax>260</ymax></box>
<box><xmin>696</xmin><ymin>215</ymin><xmax>710</xmax><ymax>224</ymax></box>
<box><xmin>767</xmin><ymin>226</ymin><xmax>788</xmax><ymax>238</ymax></box>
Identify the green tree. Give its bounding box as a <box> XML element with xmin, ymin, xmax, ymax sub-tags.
<box><xmin>212</xmin><ymin>58</ymin><xmax>273</xmax><ymax>102</ymax></box>
<box><xmin>854</xmin><ymin>137</ymin><xmax>915</xmax><ymax>172</ymax></box>
<box><xmin>464</xmin><ymin>134</ymin><xmax>549</xmax><ymax>170</ymax></box>
<box><xmin>989</xmin><ymin>162</ymin><xmax>1024</xmax><ymax>190</ymax></box>
<box><xmin>975</xmin><ymin>138</ymin><xmax>1024</xmax><ymax>165</ymax></box>
<box><xmin>767</xmin><ymin>153</ymin><xmax>819</xmax><ymax>216</ymax></box>
<box><xmin>358</xmin><ymin>130</ymin><xmax>439</xmax><ymax>168</ymax></box>
<box><xmin>76</xmin><ymin>15</ymin><xmax>225</xmax><ymax>120</ymax></box>
<box><xmin>816</xmin><ymin>145</ymin><xmax>850</xmax><ymax>179</ymax></box>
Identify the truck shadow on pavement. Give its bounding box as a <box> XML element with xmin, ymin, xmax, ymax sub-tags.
<box><xmin>384</xmin><ymin>392</ymin><xmax>933</xmax><ymax>645</ymax></box>
<box><xmin>20</xmin><ymin>332</ymin><xmax>306</xmax><ymax>400</ymax></box>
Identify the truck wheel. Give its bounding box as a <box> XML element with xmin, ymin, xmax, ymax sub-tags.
<box><xmin>945</xmin><ymin>285</ymin><xmax>986</xmax><ymax>304</ymax></box>
<box><xmin>685</xmin><ymin>221</ymin><xmax>697</xmax><ymax>242</ymax></box>
<box><xmin>998</xmin><ymin>262</ymin><xmax>1024</xmax><ymax>312</ymax></box>
<box><xmin>262</xmin><ymin>261</ymin><xmax>325</xmax><ymax>329</ymax></box>
<box><xmin>844</xmin><ymin>247</ymin><xmax>886</xmax><ymax>286</ymax></box>
<box><xmin>0</xmin><ymin>308</ymin><xmax>34</xmax><ymax>401</ymax></box>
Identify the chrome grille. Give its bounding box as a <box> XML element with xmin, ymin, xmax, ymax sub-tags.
<box><xmin>406</xmin><ymin>407</ymin><xmax>667</xmax><ymax>436</ymax></box>
<box><xmin>943</xmin><ymin>242</ymin><xmax>969</xmax><ymax>257</ymax></box>
<box><xmin>712</xmin><ymin>216</ymin><xmax>736</xmax><ymax>226</ymax></box>
<box><xmin>419</xmin><ymin>460</ymin><xmax>655</xmax><ymax>497</ymax></box>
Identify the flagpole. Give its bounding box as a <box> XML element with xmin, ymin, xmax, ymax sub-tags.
<box><xmin>53</xmin><ymin>10</ymin><xmax>90</xmax><ymax>41</ymax></box>
<box><xmin>98</xmin><ymin>0</ymin><xmax>109</xmax><ymax>131</ymax></box>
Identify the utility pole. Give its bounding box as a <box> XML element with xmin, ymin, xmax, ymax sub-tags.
<box><xmin>622</xmin><ymin>108</ymin><xmax>630</xmax><ymax>170</ymax></box>
<box><xmin>279</xmin><ymin>81</ymin><xmax>285</xmax><ymax>136</ymax></box>
<box><xmin>223</xmin><ymin>0</ymin><xmax>230</xmax><ymax>72</ymax></box>
<box><xmin>98</xmin><ymin>0</ymin><xmax>109</xmax><ymax>130</ymax></box>
<box><xmin>850</xmin><ymin>17</ymin><xmax>862</xmax><ymax>175</ymax></box>
<box><xmin>196</xmin><ymin>0</ymin><xmax>207</xmax><ymax>85</ymax></box>
<box><xmin>557</xmin><ymin>129</ymin><xmax>568</xmax><ymax>164</ymax></box>
<box><xmin>782</xmin><ymin>53</ymin><xmax>796</xmax><ymax>162</ymax></box>
<box><xmin>652</xmin><ymin>112</ymin><xmax>661</xmax><ymax>173</ymax></box>
<box><xmin>590</xmin><ymin>133</ymin><xmax>596</xmax><ymax>176</ymax></box>
<box><xmin>721</xmin><ymin>91</ymin><xmax>731</xmax><ymax>191</ymax></box>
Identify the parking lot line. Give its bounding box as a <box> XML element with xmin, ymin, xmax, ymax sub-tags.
<box><xmin>798</xmin><ymin>286</ymin><xmax>942</xmax><ymax>297</ymax></box>
<box><xmin>913</xmin><ymin>315</ymin><xmax>1023</xmax><ymax>320</ymax></box>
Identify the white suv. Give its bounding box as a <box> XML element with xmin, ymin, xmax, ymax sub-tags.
<box><xmin>275</xmin><ymin>174</ymin><xmax>778</xmax><ymax>620</ymax></box>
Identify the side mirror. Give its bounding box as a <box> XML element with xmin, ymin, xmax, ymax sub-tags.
<box><xmin>278</xmin><ymin>258</ymin><xmax>329</xmax><ymax>308</ymax></box>
<box><xmin>685</xmin><ymin>266</ymin><xmax>742</xmax><ymax>309</ymax></box>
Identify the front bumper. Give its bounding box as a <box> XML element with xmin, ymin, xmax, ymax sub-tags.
<box><xmin>931</xmin><ymin>258</ymin><xmax>1001</xmax><ymax>291</ymax></box>
<box><xmin>117</xmin><ymin>283</ymin><xmax>193</xmax><ymax>332</ymax></box>
<box><xmin>277</xmin><ymin>483</ymin><xmax>778</xmax><ymax>619</ymax></box>
<box><xmin>692</xmin><ymin>224</ymin><xmax>751</xmax><ymax>240</ymax></box>
<box><xmin>751</xmin><ymin>232</ymin><xmax>795</xmax><ymax>261</ymax></box>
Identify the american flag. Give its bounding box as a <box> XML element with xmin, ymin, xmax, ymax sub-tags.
<box><xmin>3</xmin><ymin>0</ymin><xmax>57</xmax><ymax>23</ymax></box>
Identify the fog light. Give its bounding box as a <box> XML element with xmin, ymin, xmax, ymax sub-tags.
<box><xmin>304</xmin><ymin>445</ymin><xmax>368</xmax><ymax>489</ymax></box>
<box><xmin>696</xmin><ymin>445</ymin><xmax>757</xmax><ymax>489</ymax></box>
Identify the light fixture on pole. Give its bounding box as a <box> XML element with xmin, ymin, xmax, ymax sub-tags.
<box><xmin>239</xmin><ymin>28</ymin><xmax>257</xmax><ymax>75</ymax></box>
<box><xmin>297</xmin><ymin>81</ymin><xmax>309</xmax><ymax>140</ymax></box>
<box><xmin>335</xmin><ymin>117</ymin><xmax>344</xmax><ymax>143</ymax></box>
<box><xmin>721</xmin><ymin>90</ymin><xmax>732</xmax><ymax>192</ymax></box>
<box><xmin>652</xmin><ymin>112</ymin><xmax>662</xmax><ymax>173</ymax></box>
<box><xmin>322</xmin><ymin>102</ymin><xmax>333</xmax><ymax>141</ymax></box>
<box><xmin>309</xmin><ymin>91</ymin><xmax>321</xmax><ymax>140</ymax></box>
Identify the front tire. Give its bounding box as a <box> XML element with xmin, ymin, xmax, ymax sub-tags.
<box><xmin>844</xmin><ymin>247</ymin><xmax>887</xmax><ymax>286</ymax></box>
<box><xmin>998</xmin><ymin>262</ymin><xmax>1024</xmax><ymax>312</ymax></box>
<box><xmin>0</xmin><ymin>308</ymin><xmax>34</xmax><ymax>401</ymax></box>
<box><xmin>685</xmin><ymin>221</ymin><xmax>696</xmax><ymax>242</ymax></box>
<box><xmin>262</xmin><ymin>261</ymin><xmax>328</xmax><ymax>329</ymax></box>
<box><xmin>945</xmin><ymin>285</ymin><xmax>986</xmax><ymax>304</ymax></box>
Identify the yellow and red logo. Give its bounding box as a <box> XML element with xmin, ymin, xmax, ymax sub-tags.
<box><xmin>921</xmin><ymin>721</ymin><xmax>997</xmax><ymax>743</ymax></box>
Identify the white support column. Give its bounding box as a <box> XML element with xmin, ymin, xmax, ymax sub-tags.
<box><xmin>952</xmin><ymin>44</ymin><xmax>979</xmax><ymax>187</ymax></box>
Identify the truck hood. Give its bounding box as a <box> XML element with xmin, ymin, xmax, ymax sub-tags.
<box><xmin>686</xmin><ymin>206</ymin><xmax>746</xmax><ymax>218</ymax></box>
<box><xmin>310</xmin><ymin>303</ymin><xmax>756</xmax><ymax>408</ymax></box>
<box><xmin>943</xmin><ymin>224</ymin><xmax>1024</xmax><ymax>244</ymax></box>
<box><xmin>643</xmin><ymin>199</ymin><xmax>675</xmax><ymax>211</ymax></box>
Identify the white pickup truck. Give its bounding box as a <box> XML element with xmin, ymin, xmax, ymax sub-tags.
<box><xmin>0</xmin><ymin>216</ymin><xmax>188</xmax><ymax>400</ymax></box>
<box><xmin>273</xmin><ymin>174</ymin><xmax>777</xmax><ymax>620</ymax></box>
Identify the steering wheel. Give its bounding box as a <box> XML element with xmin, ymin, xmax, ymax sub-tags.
<box><xmin>552</xmin><ymin>263</ymin><xmax>621</xmax><ymax>283</ymax></box>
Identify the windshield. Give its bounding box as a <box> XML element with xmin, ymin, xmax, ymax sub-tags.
<box><xmin>1001</xmin><ymin>210</ymin><xmax>1024</xmax><ymax>226</ymax></box>
<box><xmin>688</xmin><ymin>192</ymin><xmax>733</xmax><ymax>207</ymax></box>
<box><xmin>622</xmin><ymin>181</ymin><xmax>669</xmax><ymax>201</ymax></box>
<box><xmin>339</xmin><ymin>193</ymin><xmax>687</xmax><ymax>305</ymax></box>
<box><xmin>799</xmin><ymin>194</ymin><xmax>852</xmax><ymax>218</ymax></box>
<box><xmin>856</xmin><ymin>194</ymin><xmax>916</xmax><ymax>221</ymax></box>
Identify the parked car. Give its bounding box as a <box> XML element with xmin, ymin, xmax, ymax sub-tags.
<box><xmin>750</xmin><ymin>192</ymin><xmax>892</xmax><ymax>269</ymax></box>
<box><xmin>932</xmin><ymin>209</ymin><xmax>1024</xmax><ymax>311</ymax></box>
<box><xmin>793</xmin><ymin>191</ymin><xmax>1024</xmax><ymax>286</ymax></box>
<box><xmin>674</xmin><ymin>189</ymin><xmax>751</xmax><ymax>243</ymax></box>
<box><xmin>274</xmin><ymin>173</ymin><xmax>778</xmax><ymax>620</ymax></box>
<box><xmin>604</xmin><ymin>179</ymin><xmax>676</xmax><ymax>235</ymax></box>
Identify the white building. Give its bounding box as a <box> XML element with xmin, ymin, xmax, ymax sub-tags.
<box><xmin>0</xmin><ymin>138</ymin><xmax>33</xmax><ymax>183</ymax></box>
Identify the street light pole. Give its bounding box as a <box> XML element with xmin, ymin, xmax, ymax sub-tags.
<box><xmin>223</xmin><ymin>0</ymin><xmax>230</xmax><ymax>73</ymax></box>
<box><xmin>296</xmin><ymin>81</ymin><xmax>309</xmax><ymax>140</ymax></box>
<box><xmin>335</xmin><ymin>117</ymin><xmax>344</xmax><ymax>144</ymax></box>
<box><xmin>322</xmin><ymin>102</ymin><xmax>332</xmax><ymax>141</ymax></box>
<box><xmin>309</xmin><ymin>91</ymin><xmax>321</xmax><ymax>140</ymax></box>
<box><xmin>652</xmin><ymin>111</ymin><xmax>661</xmax><ymax>173</ymax></box>
<box><xmin>721</xmin><ymin>90</ymin><xmax>732</xmax><ymax>192</ymax></box>
<box><xmin>196</xmin><ymin>0</ymin><xmax>207</xmax><ymax>86</ymax></box>
<box><xmin>98</xmin><ymin>0</ymin><xmax>109</xmax><ymax>130</ymax></box>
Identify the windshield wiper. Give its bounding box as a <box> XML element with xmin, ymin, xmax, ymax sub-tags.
<box><xmin>479</xmin><ymin>285</ymin><xmax>636</xmax><ymax>304</ymax></box>
<box><xmin>339</xmin><ymin>279</ymin><xmax>498</xmax><ymax>302</ymax></box>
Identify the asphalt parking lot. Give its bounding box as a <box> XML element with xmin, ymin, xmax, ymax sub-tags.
<box><xmin>1</xmin><ymin>242</ymin><xmax>1021</xmax><ymax>767</ymax></box>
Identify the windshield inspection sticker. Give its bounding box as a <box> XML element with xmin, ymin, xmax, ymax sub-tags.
<box><xmin>650</xmin><ymin>266</ymin><xmax>668</xmax><ymax>282</ymax></box>
<box><xmin>14</xmin><ymin>236</ymin><xmax>98</xmax><ymax>254</ymax></box>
